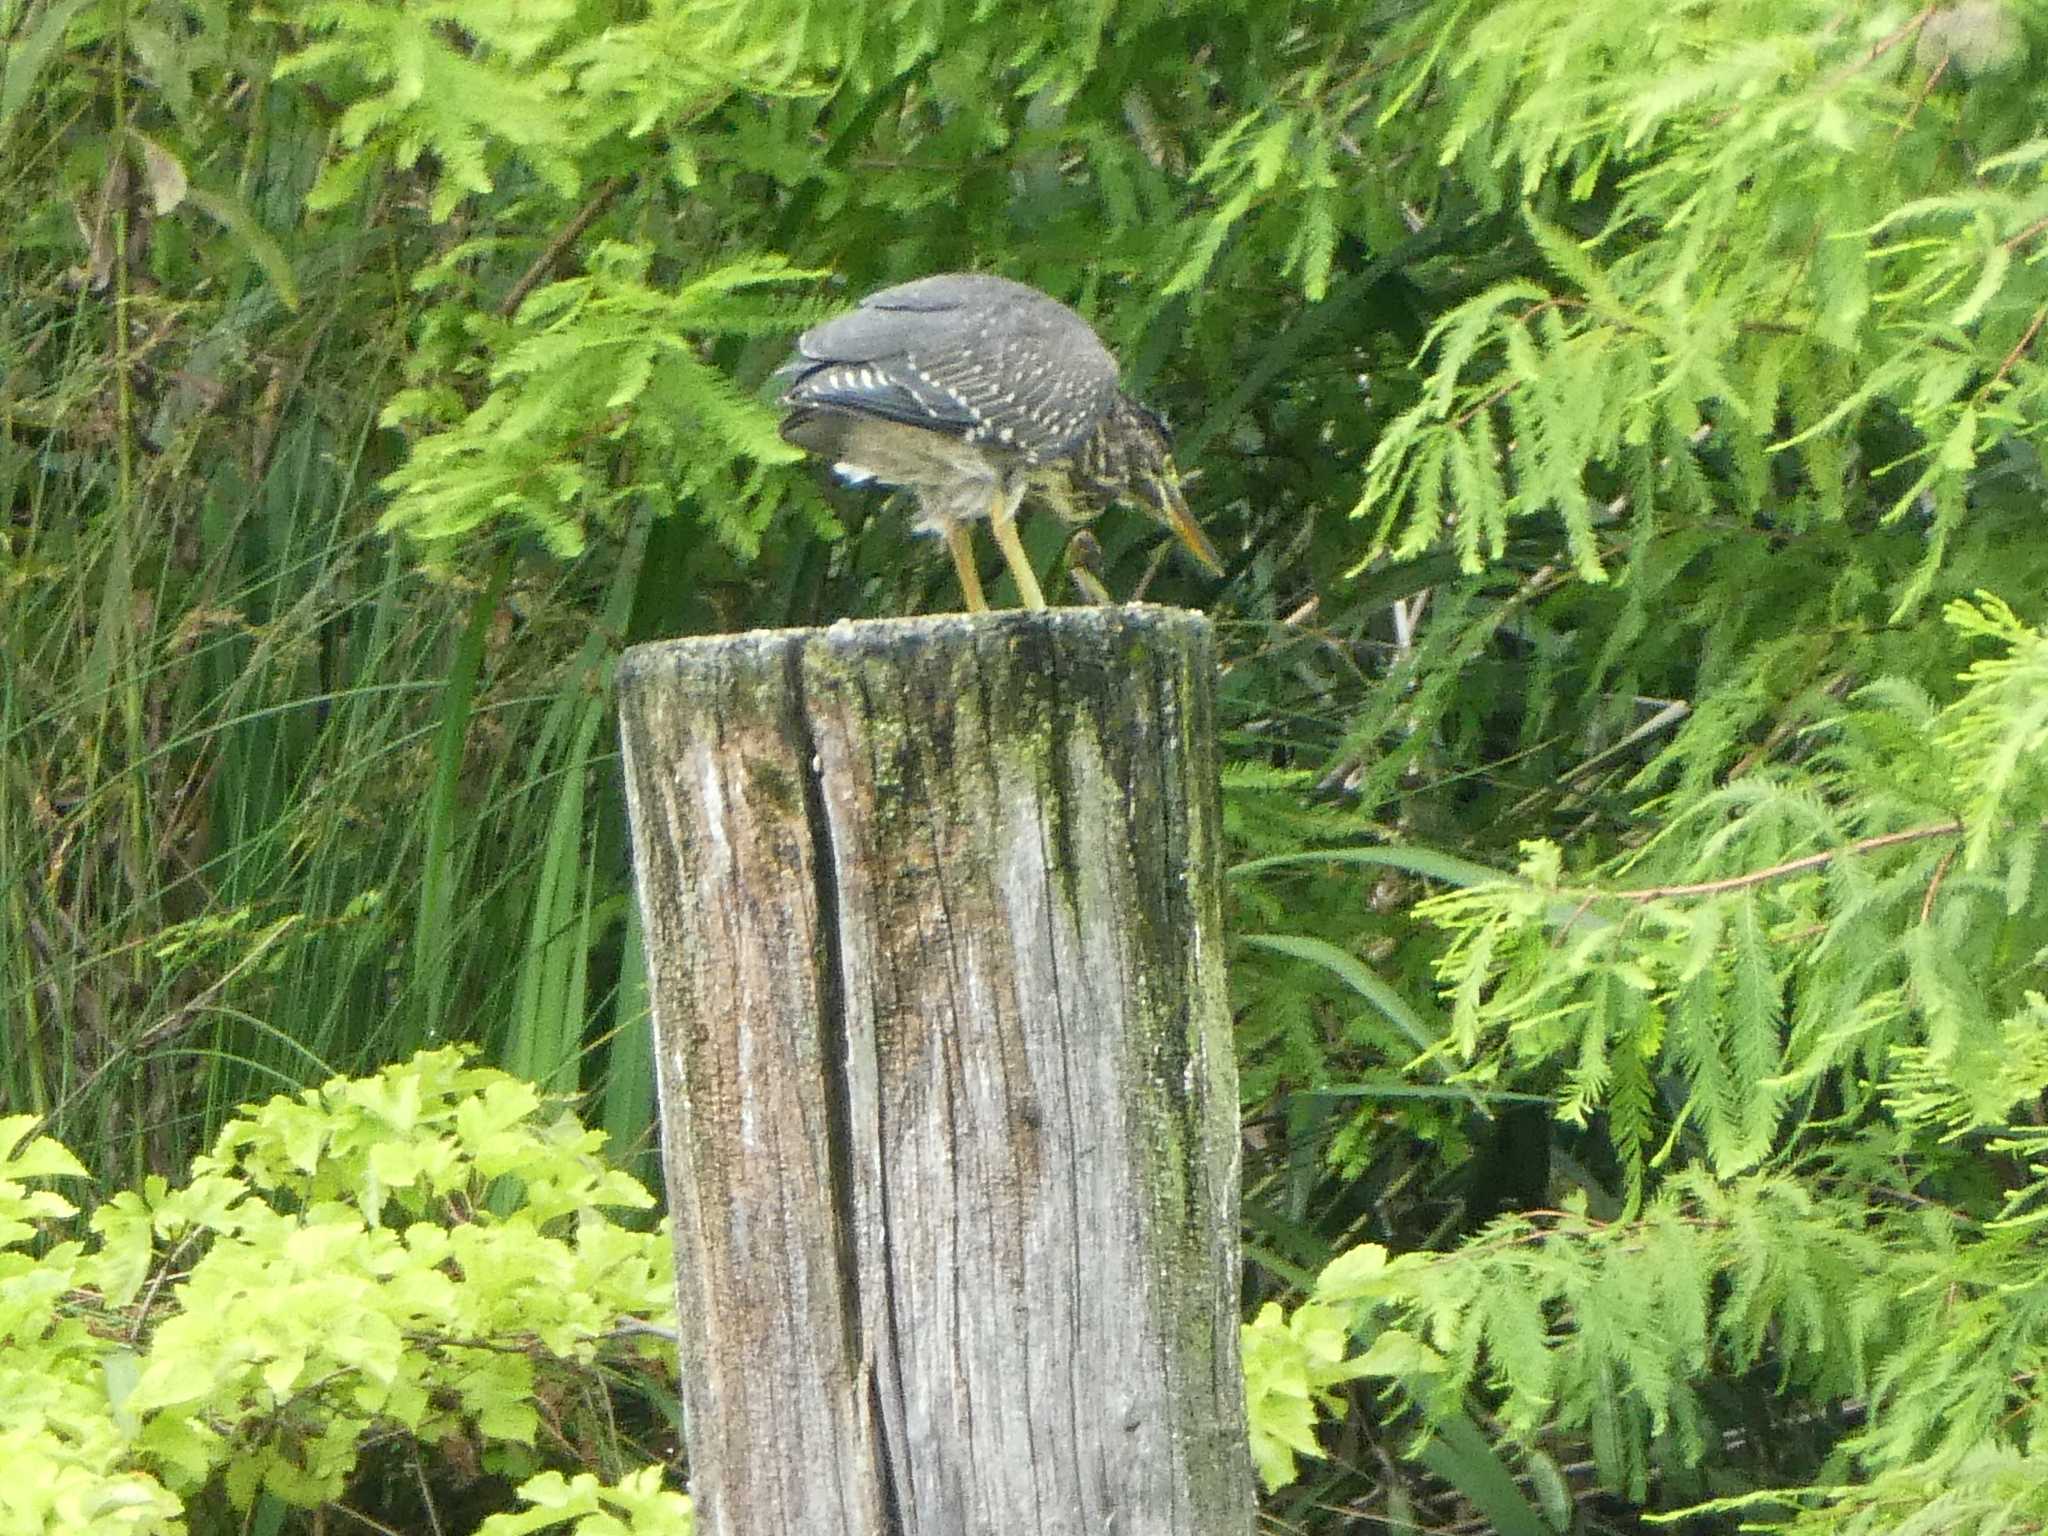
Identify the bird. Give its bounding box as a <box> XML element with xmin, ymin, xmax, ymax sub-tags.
<box><xmin>772</xmin><ymin>273</ymin><xmax>1222</xmax><ymax>612</ymax></box>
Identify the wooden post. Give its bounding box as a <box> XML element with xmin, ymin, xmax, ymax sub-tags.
<box><xmin>617</xmin><ymin>606</ymin><xmax>1250</xmax><ymax>1536</ymax></box>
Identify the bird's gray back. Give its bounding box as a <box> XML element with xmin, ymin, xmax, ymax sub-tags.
<box><xmin>777</xmin><ymin>273</ymin><xmax>1123</xmax><ymax>463</ymax></box>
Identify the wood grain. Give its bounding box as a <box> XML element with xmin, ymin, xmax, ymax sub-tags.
<box><xmin>619</xmin><ymin>606</ymin><xmax>1250</xmax><ymax>1536</ymax></box>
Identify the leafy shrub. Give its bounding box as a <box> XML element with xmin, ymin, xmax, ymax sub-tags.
<box><xmin>0</xmin><ymin>1049</ymin><xmax>679</xmax><ymax>1534</ymax></box>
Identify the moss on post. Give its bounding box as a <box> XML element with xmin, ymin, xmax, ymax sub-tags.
<box><xmin>619</xmin><ymin>606</ymin><xmax>1251</xmax><ymax>1536</ymax></box>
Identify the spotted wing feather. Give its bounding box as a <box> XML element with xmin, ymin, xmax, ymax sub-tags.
<box><xmin>775</xmin><ymin>274</ymin><xmax>1122</xmax><ymax>462</ymax></box>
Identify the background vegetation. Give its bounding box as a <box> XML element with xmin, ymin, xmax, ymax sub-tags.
<box><xmin>8</xmin><ymin>0</ymin><xmax>2048</xmax><ymax>1530</ymax></box>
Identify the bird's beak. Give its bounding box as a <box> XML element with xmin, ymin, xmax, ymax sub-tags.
<box><xmin>1150</xmin><ymin>468</ymin><xmax>1224</xmax><ymax>577</ymax></box>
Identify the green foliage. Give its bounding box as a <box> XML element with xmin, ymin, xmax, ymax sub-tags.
<box><xmin>15</xmin><ymin>0</ymin><xmax>2048</xmax><ymax>1531</ymax></box>
<box><xmin>1277</xmin><ymin>1157</ymin><xmax>2048</xmax><ymax>1531</ymax></box>
<box><xmin>1358</xmin><ymin>1</ymin><xmax>2048</xmax><ymax>613</ymax></box>
<box><xmin>379</xmin><ymin>246</ymin><xmax>827</xmax><ymax>558</ymax></box>
<box><xmin>1402</xmin><ymin>594</ymin><xmax>2048</xmax><ymax>1201</ymax></box>
<box><xmin>0</xmin><ymin>1051</ymin><xmax>677</xmax><ymax>1533</ymax></box>
<box><xmin>1328</xmin><ymin>1177</ymin><xmax>1883</xmax><ymax>1489</ymax></box>
<box><xmin>1241</xmin><ymin>1296</ymin><xmax>1370</xmax><ymax>1492</ymax></box>
<box><xmin>1198</xmin><ymin>6</ymin><xmax>2048</xmax><ymax>1529</ymax></box>
<box><xmin>272</xmin><ymin>0</ymin><xmax>804</xmax><ymax>219</ymax></box>
<box><xmin>479</xmin><ymin>1469</ymin><xmax>694</xmax><ymax>1536</ymax></box>
<box><xmin>1248</xmin><ymin>586</ymin><xmax>2048</xmax><ymax>1523</ymax></box>
<box><xmin>275</xmin><ymin>0</ymin><xmax>587</xmax><ymax>220</ymax></box>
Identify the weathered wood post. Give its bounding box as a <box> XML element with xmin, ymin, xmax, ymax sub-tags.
<box><xmin>617</xmin><ymin>605</ymin><xmax>1251</xmax><ymax>1536</ymax></box>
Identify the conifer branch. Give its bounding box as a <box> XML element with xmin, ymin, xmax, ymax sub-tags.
<box><xmin>498</xmin><ymin>177</ymin><xmax>625</xmax><ymax>319</ymax></box>
<box><xmin>1981</xmin><ymin>303</ymin><xmax>2048</xmax><ymax>400</ymax></box>
<box><xmin>1613</xmin><ymin>820</ymin><xmax>1964</xmax><ymax>902</ymax></box>
<box><xmin>1999</xmin><ymin>216</ymin><xmax>2048</xmax><ymax>254</ymax></box>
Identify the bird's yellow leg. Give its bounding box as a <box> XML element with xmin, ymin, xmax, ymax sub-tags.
<box><xmin>988</xmin><ymin>487</ymin><xmax>1047</xmax><ymax>610</ymax></box>
<box><xmin>944</xmin><ymin>521</ymin><xmax>989</xmax><ymax>613</ymax></box>
<box><xmin>1063</xmin><ymin>531</ymin><xmax>1115</xmax><ymax>606</ymax></box>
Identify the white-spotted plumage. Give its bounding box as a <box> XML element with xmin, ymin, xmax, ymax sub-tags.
<box><xmin>772</xmin><ymin>272</ymin><xmax>1218</xmax><ymax>610</ymax></box>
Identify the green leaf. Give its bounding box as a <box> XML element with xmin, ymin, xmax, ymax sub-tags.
<box><xmin>0</xmin><ymin>1116</ymin><xmax>89</xmax><ymax>1179</ymax></box>
<box><xmin>1239</xmin><ymin>932</ymin><xmax>1439</xmax><ymax>1054</ymax></box>
<box><xmin>0</xmin><ymin>0</ymin><xmax>94</xmax><ymax>130</ymax></box>
<box><xmin>1419</xmin><ymin>1413</ymin><xmax>1557</xmax><ymax>1536</ymax></box>
<box><xmin>182</xmin><ymin>184</ymin><xmax>300</xmax><ymax>312</ymax></box>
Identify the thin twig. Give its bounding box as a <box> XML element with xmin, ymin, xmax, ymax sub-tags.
<box><xmin>498</xmin><ymin>176</ymin><xmax>624</xmax><ymax>319</ymax></box>
<box><xmin>2001</xmin><ymin>216</ymin><xmax>2048</xmax><ymax>254</ymax></box>
<box><xmin>328</xmin><ymin>1504</ymin><xmax>410</xmax><ymax>1536</ymax></box>
<box><xmin>411</xmin><ymin>1443</ymin><xmax>446</xmax><ymax>1536</ymax></box>
<box><xmin>1828</xmin><ymin>5</ymin><xmax>1939</xmax><ymax>88</ymax></box>
<box><xmin>1451</xmin><ymin>378</ymin><xmax>1513</xmax><ymax>430</ymax></box>
<box><xmin>1614</xmin><ymin>820</ymin><xmax>1963</xmax><ymax>902</ymax></box>
<box><xmin>1918</xmin><ymin>843</ymin><xmax>1957</xmax><ymax>924</ymax></box>
<box><xmin>1894</xmin><ymin>53</ymin><xmax>1947</xmax><ymax>141</ymax></box>
<box><xmin>1978</xmin><ymin>303</ymin><xmax>2048</xmax><ymax>403</ymax></box>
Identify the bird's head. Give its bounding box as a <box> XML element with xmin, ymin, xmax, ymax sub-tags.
<box><xmin>1077</xmin><ymin>397</ymin><xmax>1224</xmax><ymax>577</ymax></box>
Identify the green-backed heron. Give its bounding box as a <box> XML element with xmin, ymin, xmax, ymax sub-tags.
<box><xmin>774</xmin><ymin>273</ymin><xmax>1222</xmax><ymax>611</ymax></box>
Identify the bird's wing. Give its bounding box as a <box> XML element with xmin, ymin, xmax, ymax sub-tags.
<box><xmin>775</xmin><ymin>276</ymin><xmax>1121</xmax><ymax>460</ymax></box>
<box><xmin>774</xmin><ymin>356</ymin><xmax>985</xmax><ymax>439</ymax></box>
<box><xmin>788</xmin><ymin>274</ymin><xmax>1049</xmax><ymax>362</ymax></box>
